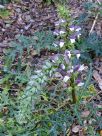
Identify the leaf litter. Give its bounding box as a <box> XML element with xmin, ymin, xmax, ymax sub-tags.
<box><xmin>0</xmin><ymin>0</ymin><xmax>102</xmax><ymax>135</ymax></box>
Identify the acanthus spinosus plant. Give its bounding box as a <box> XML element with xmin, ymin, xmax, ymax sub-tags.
<box><xmin>50</xmin><ymin>50</ymin><xmax>87</xmax><ymax>103</ymax></box>
<box><xmin>51</xmin><ymin>3</ymin><xmax>82</xmax><ymax>50</ymax></box>
<box><xmin>53</xmin><ymin>17</ymin><xmax>82</xmax><ymax>49</ymax></box>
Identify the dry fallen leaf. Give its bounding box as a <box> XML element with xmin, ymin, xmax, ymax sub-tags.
<box><xmin>93</xmin><ymin>70</ymin><xmax>102</xmax><ymax>90</ymax></box>
<box><xmin>72</xmin><ymin>125</ymin><xmax>80</xmax><ymax>133</ymax></box>
<box><xmin>81</xmin><ymin>110</ymin><xmax>90</xmax><ymax>118</ymax></box>
<box><xmin>79</xmin><ymin>128</ymin><xmax>85</xmax><ymax>136</ymax></box>
<box><xmin>97</xmin><ymin>130</ymin><xmax>102</xmax><ymax>136</ymax></box>
<box><xmin>100</xmin><ymin>130</ymin><xmax>102</xmax><ymax>136</ymax></box>
<box><xmin>31</xmin><ymin>50</ymin><xmax>37</xmax><ymax>56</ymax></box>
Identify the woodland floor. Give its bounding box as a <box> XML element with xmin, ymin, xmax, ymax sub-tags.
<box><xmin>0</xmin><ymin>0</ymin><xmax>102</xmax><ymax>94</ymax></box>
<box><xmin>0</xmin><ymin>0</ymin><xmax>102</xmax><ymax>135</ymax></box>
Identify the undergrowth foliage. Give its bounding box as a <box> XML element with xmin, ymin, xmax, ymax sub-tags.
<box><xmin>77</xmin><ymin>1</ymin><xmax>102</xmax><ymax>26</ymax></box>
<box><xmin>0</xmin><ymin>0</ymin><xmax>10</xmax><ymax>4</ymax></box>
<box><xmin>0</xmin><ymin>0</ymin><xmax>19</xmax><ymax>4</ymax></box>
<box><xmin>75</xmin><ymin>1</ymin><xmax>102</xmax><ymax>61</ymax></box>
<box><xmin>0</xmin><ymin>57</ymin><xmax>101</xmax><ymax>135</ymax></box>
<box><xmin>0</xmin><ymin>0</ymin><xmax>102</xmax><ymax>135</ymax></box>
<box><xmin>43</xmin><ymin>0</ymin><xmax>67</xmax><ymax>5</ymax></box>
<box><xmin>4</xmin><ymin>31</ymin><xmax>55</xmax><ymax>71</ymax></box>
<box><xmin>0</xmin><ymin>35</ymin><xmax>101</xmax><ymax>135</ymax></box>
<box><xmin>76</xmin><ymin>33</ymin><xmax>102</xmax><ymax>62</ymax></box>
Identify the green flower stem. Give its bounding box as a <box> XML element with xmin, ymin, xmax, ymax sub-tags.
<box><xmin>72</xmin><ymin>86</ymin><xmax>77</xmax><ymax>104</ymax></box>
<box><xmin>70</xmin><ymin>75</ymin><xmax>77</xmax><ymax>104</ymax></box>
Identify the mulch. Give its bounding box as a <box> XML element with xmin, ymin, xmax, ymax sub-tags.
<box><xmin>0</xmin><ymin>1</ymin><xmax>102</xmax><ymax>135</ymax></box>
<box><xmin>0</xmin><ymin>0</ymin><xmax>102</xmax><ymax>98</ymax></box>
<box><xmin>0</xmin><ymin>0</ymin><xmax>58</xmax><ymax>43</ymax></box>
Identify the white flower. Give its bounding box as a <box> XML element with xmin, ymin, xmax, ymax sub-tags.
<box><xmin>78</xmin><ymin>64</ymin><xmax>85</xmax><ymax>71</ymax></box>
<box><xmin>53</xmin><ymin>31</ymin><xmax>59</xmax><ymax>36</ymax></box>
<box><xmin>69</xmin><ymin>69</ymin><xmax>73</xmax><ymax>73</ymax></box>
<box><xmin>68</xmin><ymin>66</ymin><xmax>73</xmax><ymax>73</ymax></box>
<box><xmin>77</xmin><ymin>33</ymin><xmax>81</xmax><ymax>39</ymax></box>
<box><xmin>51</xmin><ymin>56</ymin><xmax>59</xmax><ymax>63</ymax></box>
<box><xmin>59</xmin><ymin>30</ymin><xmax>66</xmax><ymax>35</ymax></box>
<box><xmin>61</xmin><ymin>64</ymin><xmax>65</xmax><ymax>70</ymax></box>
<box><xmin>70</xmin><ymin>38</ymin><xmax>76</xmax><ymax>44</ymax></box>
<box><xmin>55</xmin><ymin>19</ymin><xmax>66</xmax><ymax>26</ymax></box>
<box><xmin>77</xmin><ymin>82</ymin><xmax>84</xmax><ymax>87</ymax></box>
<box><xmin>55</xmin><ymin>22</ymin><xmax>60</xmax><ymax>26</ymax></box>
<box><xmin>67</xmin><ymin>51</ymin><xmax>71</xmax><ymax>58</ymax></box>
<box><xmin>76</xmin><ymin>53</ymin><xmax>80</xmax><ymax>59</ymax></box>
<box><xmin>69</xmin><ymin>26</ymin><xmax>75</xmax><ymax>31</ymax></box>
<box><xmin>59</xmin><ymin>41</ymin><xmax>65</xmax><ymax>48</ymax></box>
<box><xmin>76</xmin><ymin>27</ymin><xmax>81</xmax><ymax>32</ymax></box>
<box><xmin>63</xmin><ymin>75</ymin><xmax>70</xmax><ymax>82</ymax></box>
<box><xmin>59</xmin><ymin>19</ymin><xmax>66</xmax><ymax>23</ymax></box>
<box><xmin>69</xmin><ymin>27</ymin><xmax>74</xmax><ymax>31</ymax></box>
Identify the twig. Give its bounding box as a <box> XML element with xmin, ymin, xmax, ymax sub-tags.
<box><xmin>87</xmin><ymin>91</ymin><xmax>102</xmax><ymax>102</ymax></box>
<box><xmin>89</xmin><ymin>0</ymin><xmax>101</xmax><ymax>35</ymax></box>
<box><xmin>89</xmin><ymin>13</ymin><xmax>99</xmax><ymax>35</ymax></box>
